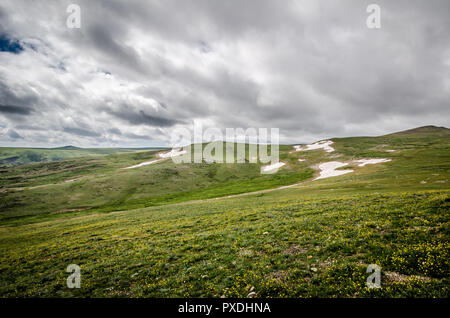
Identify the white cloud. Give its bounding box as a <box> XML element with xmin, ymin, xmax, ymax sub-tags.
<box><xmin>0</xmin><ymin>0</ymin><xmax>449</xmax><ymax>147</ymax></box>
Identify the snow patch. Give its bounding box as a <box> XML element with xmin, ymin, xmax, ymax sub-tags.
<box><xmin>298</xmin><ymin>158</ymin><xmax>306</xmax><ymax>162</ymax></box>
<box><xmin>261</xmin><ymin>162</ymin><xmax>285</xmax><ymax>173</ymax></box>
<box><xmin>64</xmin><ymin>178</ymin><xmax>80</xmax><ymax>183</ymax></box>
<box><xmin>294</xmin><ymin>140</ymin><xmax>335</xmax><ymax>153</ymax></box>
<box><xmin>158</xmin><ymin>148</ymin><xmax>187</xmax><ymax>158</ymax></box>
<box><xmin>355</xmin><ymin>158</ymin><xmax>391</xmax><ymax>167</ymax></box>
<box><xmin>123</xmin><ymin>159</ymin><xmax>165</xmax><ymax>169</ymax></box>
<box><xmin>315</xmin><ymin>161</ymin><xmax>353</xmax><ymax>180</ymax></box>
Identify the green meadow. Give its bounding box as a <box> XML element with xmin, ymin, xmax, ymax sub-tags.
<box><xmin>0</xmin><ymin>146</ymin><xmax>166</xmax><ymax>167</ymax></box>
<box><xmin>0</xmin><ymin>126</ymin><xmax>449</xmax><ymax>297</ymax></box>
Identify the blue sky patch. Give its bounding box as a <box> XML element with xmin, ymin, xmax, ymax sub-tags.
<box><xmin>0</xmin><ymin>34</ymin><xmax>24</xmax><ymax>54</ymax></box>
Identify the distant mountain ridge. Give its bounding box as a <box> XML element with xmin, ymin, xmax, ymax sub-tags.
<box><xmin>387</xmin><ymin>125</ymin><xmax>450</xmax><ymax>136</ymax></box>
<box><xmin>53</xmin><ymin>145</ymin><xmax>81</xmax><ymax>150</ymax></box>
<box><xmin>0</xmin><ymin>125</ymin><xmax>448</xmax><ymax>167</ymax></box>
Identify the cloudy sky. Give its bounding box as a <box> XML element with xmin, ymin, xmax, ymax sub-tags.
<box><xmin>0</xmin><ymin>0</ymin><xmax>449</xmax><ymax>147</ymax></box>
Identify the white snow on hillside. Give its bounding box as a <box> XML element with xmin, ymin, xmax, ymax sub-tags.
<box><xmin>123</xmin><ymin>159</ymin><xmax>165</xmax><ymax>169</ymax></box>
<box><xmin>261</xmin><ymin>162</ymin><xmax>285</xmax><ymax>173</ymax></box>
<box><xmin>294</xmin><ymin>140</ymin><xmax>335</xmax><ymax>153</ymax></box>
<box><xmin>158</xmin><ymin>148</ymin><xmax>187</xmax><ymax>158</ymax></box>
<box><xmin>314</xmin><ymin>161</ymin><xmax>353</xmax><ymax>180</ymax></box>
<box><xmin>355</xmin><ymin>158</ymin><xmax>391</xmax><ymax>167</ymax></box>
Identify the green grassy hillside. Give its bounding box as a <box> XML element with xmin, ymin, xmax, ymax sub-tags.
<box><xmin>0</xmin><ymin>126</ymin><xmax>448</xmax><ymax>297</ymax></box>
<box><xmin>0</xmin><ymin>146</ymin><xmax>164</xmax><ymax>167</ymax></box>
<box><xmin>0</xmin><ymin>143</ymin><xmax>317</xmax><ymax>225</ymax></box>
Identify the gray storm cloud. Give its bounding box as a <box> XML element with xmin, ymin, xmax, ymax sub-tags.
<box><xmin>0</xmin><ymin>0</ymin><xmax>449</xmax><ymax>147</ymax></box>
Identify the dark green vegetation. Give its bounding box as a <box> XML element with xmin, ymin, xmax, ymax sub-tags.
<box><xmin>0</xmin><ymin>143</ymin><xmax>314</xmax><ymax>225</ymax></box>
<box><xmin>0</xmin><ymin>146</ymin><xmax>163</xmax><ymax>166</ymax></box>
<box><xmin>0</xmin><ymin>125</ymin><xmax>449</xmax><ymax>297</ymax></box>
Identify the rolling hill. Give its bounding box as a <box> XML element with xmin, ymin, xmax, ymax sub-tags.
<box><xmin>0</xmin><ymin>126</ymin><xmax>448</xmax><ymax>297</ymax></box>
<box><xmin>0</xmin><ymin>146</ymin><xmax>166</xmax><ymax>167</ymax></box>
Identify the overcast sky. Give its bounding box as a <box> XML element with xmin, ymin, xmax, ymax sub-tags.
<box><xmin>0</xmin><ymin>0</ymin><xmax>449</xmax><ymax>147</ymax></box>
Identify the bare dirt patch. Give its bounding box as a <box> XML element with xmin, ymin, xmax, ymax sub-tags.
<box><xmin>284</xmin><ymin>244</ymin><xmax>308</xmax><ymax>255</ymax></box>
<box><xmin>266</xmin><ymin>270</ymin><xmax>288</xmax><ymax>282</ymax></box>
<box><xmin>52</xmin><ymin>207</ymin><xmax>92</xmax><ymax>214</ymax></box>
<box><xmin>237</xmin><ymin>248</ymin><xmax>254</xmax><ymax>257</ymax></box>
<box><xmin>383</xmin><ymin>271</ymin><xmax>431</xmax><ymax>284</ymax></box>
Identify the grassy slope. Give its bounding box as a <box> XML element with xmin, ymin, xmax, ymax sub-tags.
<box><xmin>0</xmin><ymin>126</ymin><xmax>449</xmax><ymax>297</ymax></box>
<box><xmin>0</xmin><ymin>147</ymin><xmax>162</xmax><ymax>166</ymax></box>
<box><xmin>0</xmin><ymin>144</ymin><xmax>314</xmax><ymax>225</ymax></box>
